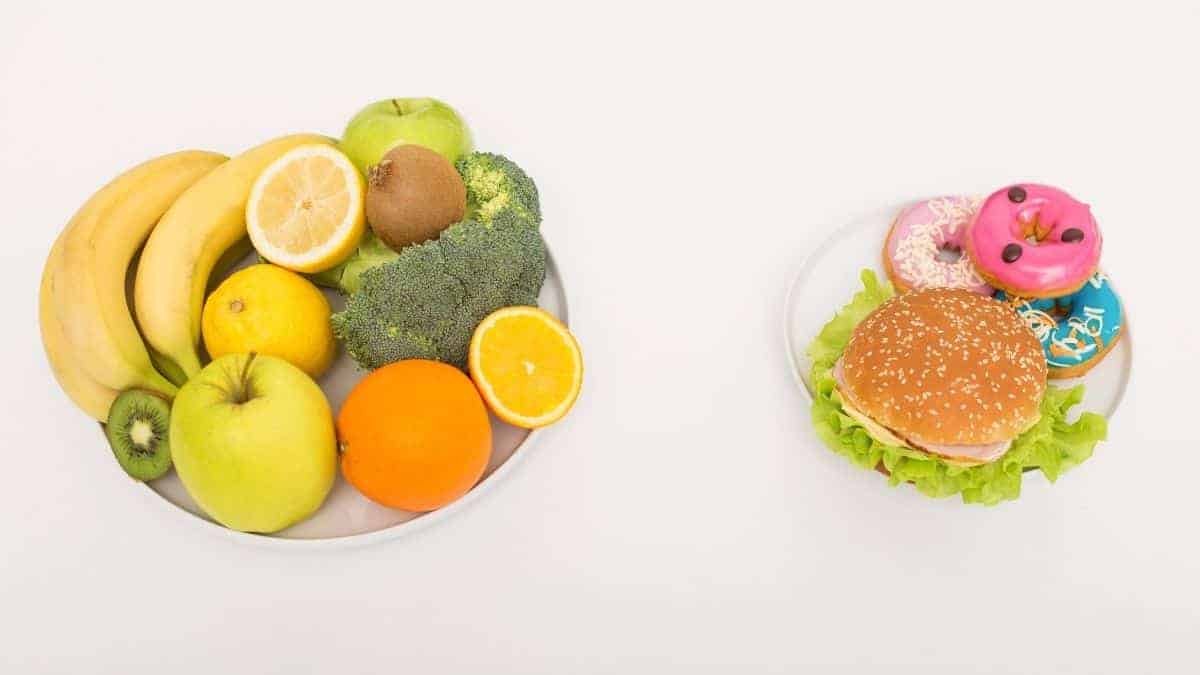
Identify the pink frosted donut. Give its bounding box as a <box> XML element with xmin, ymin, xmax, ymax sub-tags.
<box><xmin>882</xmin><ymin>195</ymin><xmax>993</xmax><ymax>295</ymax></box>
<box><xmin>966</xmin><ymin>184</ymin><xmax>1102</xmax><ymax>298</ymax></box>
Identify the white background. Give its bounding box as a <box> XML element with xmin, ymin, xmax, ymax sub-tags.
<box><xmin>2</xmin><ymin>1</ymin><xmax>1198</xmax><ymax>673</ymax></box>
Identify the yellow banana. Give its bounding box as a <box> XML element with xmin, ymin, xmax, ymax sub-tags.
<box><xmin>134</xmin><ymin>134</ymin><xmax>332</xmax><ymax>379</ymax></box>
<box><xmin>40</xmin><ymin>231</ymin><xmax>119</xmax><ymax>420</ymax></box>
<box><xmin>54</xmin><ymin>151</ymin><xmax>227</xmax><ymax>397</ymax></box>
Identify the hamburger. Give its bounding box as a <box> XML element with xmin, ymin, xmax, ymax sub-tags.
<box><xmin>833</xmin><ymin>288</ymin><xmax>1046</xmax><ymax>467</ymax></box>
<box><xmin>807</xmin><ymin>271</ymin><xmax>1107</xmax><ymax>505</ymax></box>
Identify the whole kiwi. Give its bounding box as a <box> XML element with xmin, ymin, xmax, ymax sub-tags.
<box><xmin>366</xmin><ymin>144</ymin><xmax>466</xmax><ymax>251</ymax></box>
<box><xmin>104</xmin><ymin>389</ymin><xmax>172</xmax><ymax>481</ymax></box>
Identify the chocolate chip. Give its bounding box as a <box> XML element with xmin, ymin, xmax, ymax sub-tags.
<box><xmin>1002</xmin><ymin>243</ymin><xmax>1022</xmax><ymax>263</ymax></box>
<box><xmin>1061</xmin><ymin>228</ymin><xmax>1084</xmax><ymax>243</ymax></box>
<box><xmin>1007</xmin><ymin>186</ymin><xmax>1027</xmax><ymax>203</ymax></box>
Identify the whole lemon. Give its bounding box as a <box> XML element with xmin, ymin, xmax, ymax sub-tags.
<box><xmin>202</xmin><ymin>264</ymin><xmax>336</xmax><ymax>379</ymax></box>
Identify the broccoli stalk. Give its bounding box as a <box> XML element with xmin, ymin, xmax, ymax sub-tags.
<box><xmin>306</xmin><ymin>230</ymin><xmax>399</xmax><ymax>295</ymax></box>
<box><xmin>330</xmin><ymin>218</ymin><xmax>548</xmax><ymax>370</ymax></box>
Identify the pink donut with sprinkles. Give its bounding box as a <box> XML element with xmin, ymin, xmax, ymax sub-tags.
<box><xmin>882</xmin><ymin>195</ymin><xmax>992</xmax><ymax>295</ymax></box>
<box><xmin>966</xmin><ymin>184</ymin><xmax>1102</xmax><ymax>298</ymax></box>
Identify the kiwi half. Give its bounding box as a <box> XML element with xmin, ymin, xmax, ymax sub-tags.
<box><xmin>105</xmin><ymin>389</ymin><xmax>172</xmax><ymax>481</ymax></box>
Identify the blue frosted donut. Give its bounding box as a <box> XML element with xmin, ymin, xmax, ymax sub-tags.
<box><xmin>996</xmin><ymin>272</ymin><xmax>1122</xmax><ymax>378</ymax></box>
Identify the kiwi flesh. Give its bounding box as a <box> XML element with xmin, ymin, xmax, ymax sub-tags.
<box><xmin>105</xmin><ymin>389</ymin><xmax>172</xmax><ymax>481</ymax></box>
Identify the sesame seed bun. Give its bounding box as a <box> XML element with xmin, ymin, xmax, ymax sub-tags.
<box><xmin>840</xmin><ymin>288</ymin><xmax>1047</xmax><ymax>445</ymax></box>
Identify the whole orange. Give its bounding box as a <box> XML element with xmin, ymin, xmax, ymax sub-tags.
<box><xmin>337</xmin><ymin>360</ymin><xmax>491</xmax><ymax>512</ymax></box>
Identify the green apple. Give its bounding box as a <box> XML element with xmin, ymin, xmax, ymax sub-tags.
<box><xmin>339</xmin><ymin>97</ymin><xmax>472</xmax><ymax>175</ymax></box>
<box><xmin>170</xmin><ymin>353</ymin><xmax>336</xmax><ymax>533</ymax></box>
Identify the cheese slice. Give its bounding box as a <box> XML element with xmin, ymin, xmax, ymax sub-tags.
<box><xmin>838</xmin><ymin>392</ymin><xmax>909</xmax><ymax>448</ymax></box>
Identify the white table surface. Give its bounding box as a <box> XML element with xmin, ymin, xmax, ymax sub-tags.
<box><xmin>2</xmin><ymin>2</ymin><xmax>1197</xmax><ymax>673</ymax></box>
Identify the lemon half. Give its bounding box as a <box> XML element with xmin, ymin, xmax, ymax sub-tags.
<box><xmin>246</xmin><ymin>144</ymin><xmax>365</xmax><ymax>273</ymax></box>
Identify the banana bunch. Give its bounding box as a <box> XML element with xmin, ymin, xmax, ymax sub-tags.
<box><xmin>40</xmin><ymin>151</ymin><xmax>227</xmax><ymax>420</ymax></box>
<box><xmin>40</xmin><ymin>134</ymin><xmax>331</xmax><ymax>420</ymax></box>
<box><xmin>135</xmin><ymin>134</ymin><xmax>332</xmax><ymax>382</ymax></box>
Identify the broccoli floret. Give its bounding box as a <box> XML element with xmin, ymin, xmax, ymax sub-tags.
<box><xmin>309</xmin><ymin>151</ymin><xmax>541</xmax><ymax>295</ymax></box>
<box><xmin>330</xmin><ymin>218</ymin><xmax>547</xmax><ymax>370</ymax></box>
<box><xmin>456</xmin><ymin>152</ymin><xmax>541</xmax><ymax>226</ymax></box>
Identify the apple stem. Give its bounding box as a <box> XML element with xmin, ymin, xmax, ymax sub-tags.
<box><xmin>231</xmin><ymin>352</ymin><xmax>257</xmax><ymax>405</ymax></box>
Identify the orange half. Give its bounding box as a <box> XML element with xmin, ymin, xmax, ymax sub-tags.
<box><xmin>468</xmin><ymin>306</ymin><xmax>583</xmax><ymax>429</ymax></box>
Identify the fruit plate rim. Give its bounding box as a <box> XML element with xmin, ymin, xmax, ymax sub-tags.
<box><xmin>133</xmin><ymin>240</ymin><xmax>571</xmax><ymax>550</ymax></box>
<box><xmin>782</xmin><ymin>200</ymin><xmax>1133</xmax><ymax>425</ymax></box>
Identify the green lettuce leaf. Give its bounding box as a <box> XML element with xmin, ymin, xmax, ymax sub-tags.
<box><xmin>807</xmin><ymin>270</ymin><xmax>1108</xmax><ymax>505</ymax></box>
<box><xmin>807</xmin><ymin>268</ymin><xmax>896</xmax><ymax>373</ymax></box>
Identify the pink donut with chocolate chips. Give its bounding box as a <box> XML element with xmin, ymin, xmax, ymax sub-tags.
<box><xmin>966</xmin><ymin>184</ymin><xmax>1102</xmax><ymax>299</ymax></box>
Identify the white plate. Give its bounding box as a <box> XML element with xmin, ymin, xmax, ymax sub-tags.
<box><xmin>133</xmin><ymin>244</ymin><xmax>570</xmax><ymax>548</ymax></box>
<box><xmin>784</xmin><ymin>203</ymin><xmax>1132</xmax><ymax>421</ymax></box>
